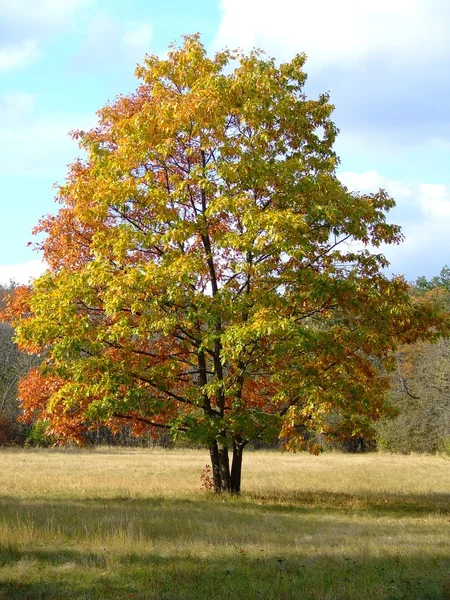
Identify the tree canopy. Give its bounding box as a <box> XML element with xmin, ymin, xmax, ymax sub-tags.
<box><xmin>1</xmin><ymin>35</ymin><xmax>446</xmax><ymax>492</ymax></box>
<box><xmin>416</xmin><ymin>266</ymin><xmax>450</xmax><ymax>296</ymax></box>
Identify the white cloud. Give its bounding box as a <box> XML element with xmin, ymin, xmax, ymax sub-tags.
<box><xmin>0</xmin><ymin>114</ymin><xmax>92</xmax><ymax>177</ymax></box>
<box><xmin>339</xmin><ymin>170</ymin><xmax>386</xmax><ymax>193</ymax></box>
<box><xmin>339</xmin><ymin>170</ymin><xmax>412</xmax><ymax>199</ymax></box>
<box><xmin>0</xmin><ymin>0</ymin><xmax>90</xmax><ymax>71</ymax></box>
<box><xmin>121</xmin><ymin>24</ymin><xmax>153</xmax><ymax>56</ymax></box>
<box><xmin>73</xmin><ymin>14</ymin><xmax>154</xmax><ymax>71</ymax></box>
<box><xmin>339</xmin><ymin>170</ymin><xmax>450</xmax><ymax>278</ymax></box>
<box><xmin>0</xmin><ymin>91</ymin><xmax>37</xmax><ymax>120</ymax></box>
<box><xmin>0</xmin><ymin>260</ymin><xmax>47</xmax><ymax>286</ymax></box>
<box><xmin>0</xmin><ymin>0</ymin><xmax>90</xmax><ymax>31</ymax></box>
<box><xmin>0</xmin><ymin>40</ymin><xmax>38</xmax><ymax>71</ymax></box>
<box><xmin>0</xmin><ymin>92</ymin><xmax>95</xmax><ymax>177</ymax></box>
<box><xmin>419</xmin><ymin>183</ymin><xmax>450</xmax><ymax>217</ymax></box>
<box><xmin>216</xmin><ymin>0</ymin><xmax>449</xmax><ymax>70</ymax></box>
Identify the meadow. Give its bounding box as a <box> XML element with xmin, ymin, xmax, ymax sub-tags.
<box><xmin>0</xmin><ymin>448</ymin><xmax>449</xmax><ymax>599</ymax></box>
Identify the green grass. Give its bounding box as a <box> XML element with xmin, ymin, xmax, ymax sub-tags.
<box><xmin>0</xmin><ymin>448</ymin><xmax>449</xmax><ymax>599</ymax></box>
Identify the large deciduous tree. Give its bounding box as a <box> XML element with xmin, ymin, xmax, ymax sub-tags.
<box><xmin>1</xmin><ymin>35</ymin><xmax>445</xmax><ymax>492</ymax></box>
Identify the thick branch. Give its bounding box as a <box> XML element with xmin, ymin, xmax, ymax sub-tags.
<box><xmin>112</xmin><ymin>412</ymin><xmax>187</xmax><ymax>431</ymax></box>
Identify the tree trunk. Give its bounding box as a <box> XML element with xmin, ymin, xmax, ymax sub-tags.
<box><xmin>230</xmin><ymin>438</ymin><xmax>246</xmax><ymax>494</ymax></box>
<box><xmin>217</xmin><ymin>442</ymin><xmax>231</xmax><ymax>492</ymax></box>
<box><xmin>209</xmin><ymin>441</ymin><xmax>223</xmax><ymax>493</ymax></box>
<box><xmin>209</xmin><ymin>435</ymin><xmax>246</xmax><ymax>493</ymax></box>
<box><xmin>209</xmin><ymin>440</ymin><xmax>233</xmax><ymax>493</ymax></box>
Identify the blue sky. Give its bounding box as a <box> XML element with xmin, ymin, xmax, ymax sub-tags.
<box><xmin>1</xmin><ymin>0</ymin><xmax>449</xmax><ymax>284</ymax></box>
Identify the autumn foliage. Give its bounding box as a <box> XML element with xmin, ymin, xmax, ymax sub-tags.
<box><xmin>1</xmin><ymin>35</ymin><xmax>446</xmax><ymax>492</ymax></box>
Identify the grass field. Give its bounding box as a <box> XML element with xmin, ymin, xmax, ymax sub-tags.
<box><xmin>0</xmin><ymin>448</ymin><xmax>449</xmax><ymax>599</ymax></box>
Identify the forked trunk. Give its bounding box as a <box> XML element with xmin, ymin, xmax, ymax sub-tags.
<box><xmin>209</xmin><ymin>438</ymin><xmax>246</xmax><ymax>494</ymax></box>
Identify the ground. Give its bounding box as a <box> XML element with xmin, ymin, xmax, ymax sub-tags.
<box><xmin>0</xmin><ymin>448</ymin><xmax>449</xmax><ymax>599</ymax></box>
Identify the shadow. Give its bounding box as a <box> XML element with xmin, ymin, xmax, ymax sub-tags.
<box><xmin>0</xmin><ymin>548</ymin><xmax>449</xmax><ymax>599</ymax></box>
<box><xmin>0</xmin><ymin>493</ymin><xmax>449</xmax><ymax>598</ymax></box>
<box><xmin>3</xmin><ymin>481</ymin><xmax>449</xmax><ymax>514</ymax></box>
<box><xmin>0</xmin><ymin>489</ymin><xmax>448</xmax><ymax>550</ymax></box>
<box><xmin>246</xmin><ymin>489</ymin><xmax>450</xmax><ymax>517</ymax></box>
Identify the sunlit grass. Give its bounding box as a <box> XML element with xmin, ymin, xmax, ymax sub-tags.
<box><xmin>0</xmin><ymin>448</ymin><xmax>449</xmax><ymax>599</ymax></box>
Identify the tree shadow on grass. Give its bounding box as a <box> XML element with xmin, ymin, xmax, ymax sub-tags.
<box><xmin>0</xmin><ymin>490</ymin><xmax>448</xmax><ymax>555</ymax></box>
<box><xmin>2</xmin><ymin>484</ymin><xmax>449</xmax><ymax>518</ymax></box>
<box><xmin>0</xmin><ymin>547</ymin><xmax>449</xmax><ymax>600</ymax></box>
<box><xmin>246</xmin><ymin>488</ymin><xmax>450</xmax><ymax>516</ymax></box>
<box><xmin>0</xmin><ymin>492</ymin><xmax>449</xmax><ymax>599</ymax></box>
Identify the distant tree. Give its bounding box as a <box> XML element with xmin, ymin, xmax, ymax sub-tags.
<box><xmin>1</xmin><ymin>35</ymin><xmax>446</xmax><ymax>491</ymax></box>
<box><xmin>0</xmin><ymin>283</ymin><xmax>38</xmax><ymax>443</ymax></box>
<box><xmin>416</xmin><ymin>265</ymin><xmax>450</xmax><ymax>295</ymax></box>
<box><xmin>376</xmin><ymin>280</ymin><xmax>450</xmax><ymax>453</ymax></box>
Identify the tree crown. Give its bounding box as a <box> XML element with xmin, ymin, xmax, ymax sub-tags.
<box><xmin>2</xmin><ymin>35</ymin><xmax>446</xmax><ymax>456</ymax></box>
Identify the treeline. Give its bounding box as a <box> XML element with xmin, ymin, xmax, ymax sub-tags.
<box><xmin>0</xmin><ymin>283</ymin><xmax>39</xmax><ymax>445</ymax></box>
<box><xmin>374</xmin><ymin>267</ymin><xmax>450</xmax><ymax>454</ymax></box>
<box><xmin>0</xmin><ymin>271</ymin><xmax>449</xmax><ymax>453</ymax></box>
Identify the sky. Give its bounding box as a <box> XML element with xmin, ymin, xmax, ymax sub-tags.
<box><xmin>1</xmin><ymin>0</ymin><xmax>449</xmax><ymax>285</ymax></box>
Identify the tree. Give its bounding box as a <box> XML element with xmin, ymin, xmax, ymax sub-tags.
<box><xmin>416</xmin><ymin>265</ymin><xmax>450</xmax><ymax>295</ymax></box>
<box><xmin>0</xmin><ymin>283</ymin><xmax>38</xmax><ymax>444</ymax></box>
<box><xmin>1</xmin><ymin>35</ymin><xmax>445</xmax><ymax>492</ymax></box>
<box><xmin>376</xmin><ymin>279</ymin><xmax>450</xmax><ymax>453</ymax></box>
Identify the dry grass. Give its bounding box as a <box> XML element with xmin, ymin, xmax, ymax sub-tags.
<box><xmin>0</xmin><ymin>448</ymin><xmax>449</xmax><ymax>599</ymax></box>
